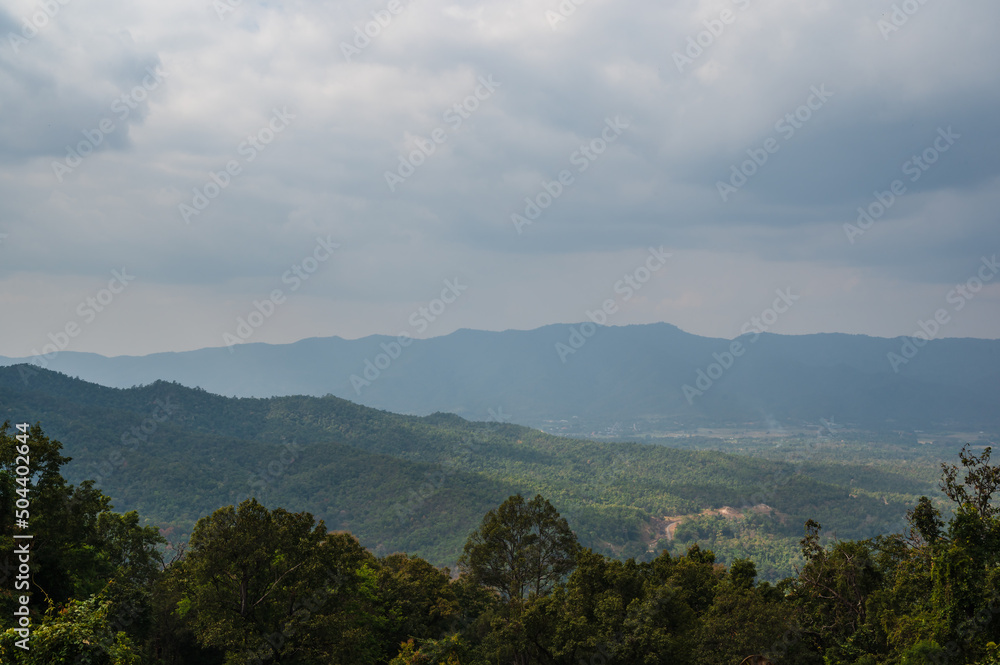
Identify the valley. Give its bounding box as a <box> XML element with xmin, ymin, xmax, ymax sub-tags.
<box><xmin>0</xmin><ymin>364</ymin><xmax>961</xmax><ymax>581</ymax></box>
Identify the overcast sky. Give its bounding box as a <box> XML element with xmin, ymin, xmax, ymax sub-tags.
<box><xmin>1</xmin><ymin>0</ymin><xmax>998</xmax><ymax>358</ymax></box>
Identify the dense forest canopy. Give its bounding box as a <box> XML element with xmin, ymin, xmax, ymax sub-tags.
<box><xmin>0</xmin><ymin>366</ymin><xmax>967</xmax><ymax>582</ymax></box>
<box><xmin>1</xmin><ymin>422</ymin><xmax>999</xmax><ymax>664</ymax></box>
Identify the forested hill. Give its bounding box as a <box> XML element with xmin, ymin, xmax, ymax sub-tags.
<box><xmin>2</xmin><ymin>423</ymin><xmax>996</xmax><ymax>664</ymax></box>
<box><xmin>3</xmin><ymin>323</ymin><xmax>999</xmax><ymax>431</ymax></box>
<box><xmin>0</xmin><ymin>365</ymin><xmax>939</xmax><ymax>579</ymax></box>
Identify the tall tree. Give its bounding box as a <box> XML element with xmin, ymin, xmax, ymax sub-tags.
<box><xmin>459</xmin><ymin>494</ymin><xmax>579</xmax><ymax>605</ymax></box>
<box><xmin>177</xmin><ymin>498</ymin><xmax>374</xmax><ymax>664</ymax></box>
<box><xmin>941</xmin><ymin>444</ymin><xmax>1000</xmax><ymax>520</ymax></box>
<box><xmin>459</xmin><ymin>495</ymin><xmax>578</xmax><ymax>665</ymax></box>
<box><xmin>0</xmin><ymin>422</ymin><xmax>165</xmax><ymax>663</ymax></box>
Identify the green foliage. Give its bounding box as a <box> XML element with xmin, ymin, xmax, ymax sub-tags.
<box><xmin>459</xmin><ymin>494</ymin><xmax>578</xmax><ymax>604</ymax></box>
<box><xmin>176</xmin><ymin>498</ymin><xmax>377</xmax><ymax>664</ymax></box>
<box><xmin>0</xmin><ymin>422</ymin><xmax>165</xmax><ymax>664</ymax></box>
<box><xmin>940</xmin><ymin>445</ymin><xmax>1000</xmax><ymax>520</ymax></box>
<box><xmin>907</xmin><ymin>495</ymin><xmax>945</xmax><ymax>545</ymax></box>
<box><xmin>2</xmin><ymin>389</ymin><xmax>999</xmax><ymax>664</ymax></box>
<box><xmin>0</xmin><ymin>367</ymin><xmax>952</xmax><ymax>581</ymax></box>
<box><xmin>0</xmin><ymin>594</ymin><xmax>143</xmax><ymax>665</ymax></box>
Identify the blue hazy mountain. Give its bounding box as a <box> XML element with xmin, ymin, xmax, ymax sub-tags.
<box><xmin>3</xmin><ymin>323</ymin><xmax>998</xmax><ymax>431</ymax></box>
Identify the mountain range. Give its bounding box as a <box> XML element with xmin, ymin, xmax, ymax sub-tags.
<box><xmin>4</xmin><ymin>323</ymin><xmax>998</xmax><ymax>433</ymax></box>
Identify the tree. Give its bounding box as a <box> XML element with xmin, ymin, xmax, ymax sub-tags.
<box><xmin>906</xmin><ymin>496</ymin><xmax>944</xmax><ymax>546</ymax></box>
<box><xmin>729</xmin><ymin>558</ymin><xmax>757</xmax><ymax>591</ymax></box>
<box><xmin>796</xmin><ymin>521</ymin><xmax>883</xmax><ymax>647</ymax></box>
<box><xmin>926</xmin><ymin>446</ymin><xmax>1000</xmax><ymax>659</ymax></box>
<box><xmin>941</xmin><ymin>445</ymin><xmax>1000</xmax><ymax>520</ymax></box>
<box><xmin>696</xmin><ymin>564</ymin><xmax>797</xmax><ymax>665</ymax></box>
<box><xmin>459</xmin><ymin>495</ymin><xmax>578</xmax><ymax>665</ymax></box>
<box><xmin>459</xmin><ymin>494</ymin><xmax>579</xmax><ymax>605</ymax></box>
<box><xmin>0</xmin><ymin>422</ymin><xmax>165</xmax><ymax>663</ymax></box>
<box><xmin>0</xmin><ymin>422</ymin><xmax>117</xmax><ymax>607</ymax></box>
<box><xmin>178</xmin><ymin>498</ymin><xmax>373</xmax><ymax>664</ymax></box>
<box><xmin>0</xmin><ymin>594</ymin><xmax>143</xmax><ymax>665</ymax></box>
<box><xmin>372</xmin><ymin>553</ymin><xmax>459</xmax><ymax>659</ymax></box>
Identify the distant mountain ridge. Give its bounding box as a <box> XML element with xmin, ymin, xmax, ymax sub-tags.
<box><xmin>3</xmin><ymin>323</ymin><xmax>998</xmax><ymax>431</ymax></box>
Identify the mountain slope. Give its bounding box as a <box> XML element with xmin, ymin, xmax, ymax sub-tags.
<box><xmin>3</xmin><ymin>323</ymin><xmax>998</xmax><ymax>432</ymax></box>
<box><xmin>0</xmin><ymin>366</ymin><xmax>942</xmax><ymax>579</ymax></box>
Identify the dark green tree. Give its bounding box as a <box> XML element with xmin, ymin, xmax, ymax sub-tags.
<box><xmin>0</xmin><ymin>422</ymin><xmax>165</xmax><ymax>663</ymax></box>
<box><xmin>459</xmin><ymin>494</ymin><xmax>579</xmax><ymax>605</ymax></box>
<box><xmin>459</xmin><ymin>494</ymin><xmax>579</xmax><ymax>665</ymax></box>
<box><xmin>371</xmin><ymin>553</ymin><xmax>459</xmax><ymax>662</ymax></box>
<box><xmin>177</xmin><ymin>498</ymin><xmax>374</xmax><ymax>664</ymax></box>
<box><xmin>941</xmin><ymin>445</ymin><xmax>1000</xmax><ymax>521</ymax></box>
<box><xmin>927</xmin><ymin>446</ymin><xmax>1000</xmax><ymax>661</ymax></box>
<box><xmin>907</xmin><ymin>496</ymin><xmax>945</xmax><ymax>546</ymax></box>
<box><xmin>0</xmin><ymin>594</ymin><xmax>144</xmax><ymax>664</ymax></box>
<box><xmin>695</xmin><ymin>562</ymin><xmax>798</xmax><ymax>665</ymax></box>
<box><xmin>795</xmin><ymin>520</ymin><xmax>885</xmax><ymax>658</ymax></box>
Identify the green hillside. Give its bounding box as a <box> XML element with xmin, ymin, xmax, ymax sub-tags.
<box><xmin>0</xmin><ymin>366</ymin><xmax>939</xmax><ymax>579</ymax></box>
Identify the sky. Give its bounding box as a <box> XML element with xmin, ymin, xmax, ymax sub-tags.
<box><xmin>0</xmin><ymin>0</ymin><xmax>998</xmax><ymax>358</ymax></box>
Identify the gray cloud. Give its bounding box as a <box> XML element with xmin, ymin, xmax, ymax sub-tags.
<box><xmin>0</xmin><ymin>0</ymin><xmax>997</xmax><ymax>357</ymax></box>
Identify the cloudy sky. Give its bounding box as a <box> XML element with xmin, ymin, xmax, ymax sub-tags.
<box><xmin>1</xmin><ymin>0</ymin><xmax>998</xmax><ymax>358</ymax></box>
